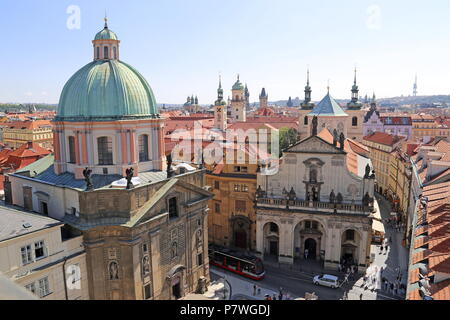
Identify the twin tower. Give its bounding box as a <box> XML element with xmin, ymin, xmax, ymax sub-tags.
<box><xmin>214</xmin><ymin>70</ymin><xmax>366</xmax><ymax>143</ymax></box>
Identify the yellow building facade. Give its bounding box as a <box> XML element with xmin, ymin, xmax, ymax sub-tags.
<box><xmin>363</xmin><ymin>132</ymin><xmax>404</xmax><ymax>196</ymax></box>
<box><xmin>206</xmin><ymin>148</ymin><xmax>259</xmax><ymax>251</ymax></box>
<box><xmin>388</xmin><ymin>150</ymin><xmax>412</xmax><ymax>220</ymax></box>
<box><xmin>2</xmin><ymin>120</ymin><xmax>53</xmax><ymax>150</ymax></box>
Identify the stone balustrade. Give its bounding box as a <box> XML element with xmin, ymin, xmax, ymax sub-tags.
<box><xmin>256</xmin><ymin>197</ymin><xmax>372</xmax><ymax>215</ymax></box>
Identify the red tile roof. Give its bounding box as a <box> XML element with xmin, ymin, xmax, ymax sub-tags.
<box><xmin>5</xmin><ymin>119</ymin><xmax>52</xmax><ymax>130</ymax></box>
<box><xmin>430</xmin><ymin>279</ymin><xmax>450</xmax><ymax>300</ymax></box>
<box><xmin>363</xmin><ymin>132</ymin><xmax>404</xmax><ymax>147</ymax></box>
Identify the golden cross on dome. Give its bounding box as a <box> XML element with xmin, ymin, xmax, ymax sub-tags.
<box><xmin>104</xmin><ymin>11</ymin><xmax>108</xmax><ymax>28</ymax></box>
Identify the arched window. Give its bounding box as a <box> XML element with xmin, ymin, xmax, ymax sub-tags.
<box><xmin>138</xmin><ymin>134</ymin><xmax>149</xmax><ymax>162</ymax></box>
<box><xmin>97</xmin><ymin>136</ymin><xmax>113</xmax><ymax>165</ymax></box>
<box><xmin>352</xmin><ymin>116</ymin><xmax>358</xmax><ymax>126</ymax></box>
<box><xmin>113</xmin><ymin>47</ymin><xmax>117</xmax><ymax>59</ymax></box>
<box><xmin>68</xmin><ymin>136</ymin><xmax>76</xmax><ymax>163</ymax></box>
<box><xmin>310</xmin><ymin>167</ymin><xmax>317</xmax><ymax>183</ymax></box>
<box><xmin>96</xmin><ymin>47</ymin><xmax>100</xmax><ymax>59</ymax></box>
<box><xmin>304</xmin><ymin>116</ymin><xmax>308</xmax><ymax>125</ymax></box>
<box><xmin>104</xmin><ymin>46</ymin><xmax>109</xmax><ymax>59</ymax></box>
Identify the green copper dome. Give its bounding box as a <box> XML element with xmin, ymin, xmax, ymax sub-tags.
<box><xmin>232</xmin><ymin>79</ymin><xmax>244</xmax><ymax>90</ymax></box>
<box><xmin>56</xmin><ymin>60</ymin><xmax>158</xmax><ymax>121</ymax></box>
<box><xmin>94</xmin><ymin>28</ymin><xmax>118</xmax><ymax>40</ymax></box>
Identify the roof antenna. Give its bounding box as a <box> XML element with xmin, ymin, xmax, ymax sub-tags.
<box><xmin>327</xmin><ymin>79</ymin><xmax>330</xmax><ymax>94</ymax></box>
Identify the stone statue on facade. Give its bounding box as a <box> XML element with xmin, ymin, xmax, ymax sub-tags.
<box><xmin>312</xmin><ymin>116</ymin><xmax>318</xmax><ymax>136</ymax></box>
<box><xmin>333</xmin><ymin>129</ymin><xmax>338</xmax><ymax>147</ymax></box>
<box><xmin>109</xmin><ymin>261</ymin><xmax>119</xmax><ymax>280</ymax></box>
<box><xmin>363</xmin><ymin>192</ymin><xmax>371</xmax><ymax>206</ymax></box>
<box><xmin>336</xmin><ymin>192</ymin><xmax>343</xmax><ymax>204</ymax></box>
<box><xmin>329</xmin><ymin>190</ymin><xmax>336</xmax><ymax>203</ymax></box>
<box><xmin>125</xmin><ymin>167</ymin><xmax>134</xmax><ymax>189</ymax></box>
<box><xmin>83</xmin><ymin>167</ymin><xmax>93</xmax><ymax>191</ymax></box>
<box><xmin>167</xmin><ymin>154</ymin><xmax>174</xmax><ymax>178</ymax></box>
<box><xmin>364</xmin><ymin>164</ymin><xmax>371</xmax><ymax>178</ymax></box>
<box><xmin>288</xmin><ymin>187</ymin><xmax>296</xmax><ymax>200</ymax></box>
<box><xmin>339</xmin><ymin>132</ymin><xmax>345</xmax><ymax>150</ymax></box>
<box><xmin>142</xmin><ymin>256</ymin><xmax>150</xmax><ymax>275</ymax></box>
<box><xmin>311</xmin><ymin>187</ymin><xmax>318</xmax><ymax>201</ymax></box>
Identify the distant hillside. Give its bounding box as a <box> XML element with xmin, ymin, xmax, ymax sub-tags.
<box><xmin>269</xmin><ymin>95</ymin><xmax>450</xmax><ymax>107</ymax></box>
<box><xmin>0</xmin><ymin>103</ymin><xmax>57</xmax><ymax>112</ymax></box>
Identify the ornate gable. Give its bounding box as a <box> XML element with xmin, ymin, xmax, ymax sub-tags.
<box><xmin>286</xmin><ymin>136</ymin><xmax>344</xmax><ymax>154</ymax></box>
<box><xmin>132</xmin><ymin>179</ymin><xmax>213</xmax><ymax>226</ymax></box>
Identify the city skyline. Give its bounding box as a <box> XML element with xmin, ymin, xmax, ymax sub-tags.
<box><xmin>1</xmin><ymin>0</ymin><xmax>450</xmax><ymax>104</ymax></box>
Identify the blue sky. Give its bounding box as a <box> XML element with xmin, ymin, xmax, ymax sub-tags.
<box><xmin>1</xmin><ymin>0</ymin><xmax>450</xmax><ymax>104</ymax></box>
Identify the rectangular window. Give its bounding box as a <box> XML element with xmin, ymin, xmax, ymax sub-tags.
<box><xmin>234</xmin><ymin>166</ymin><xmax>241</xmax><ymax>172</ymax></box>
<box><xmin>235</xmin><ymin>200</ymin><xmax>246</xmax><ymax>212</ymax></box>
<box><xmin>242</xmin><ymin>185</ymin><xmax>249</xmax><ymax>192</ymax></box>
<box><xmin>40</xmin><ymin>201</ymin><xmax>48</xmax><ymax>216</ymax></box>
<box><xmin>346</xmin><ymin>230</ymin><xmax>355</xmax><ymax>241</ymax></box>
<box><xmin>143</xmin><ymin>243</ymin><xmax>148</xmax><ymax>253</ymax></box>
<box><xmin>305</xmin><ymin>221</ymin><xmax>311</xmax><ymax>229</ymax></box>
<box><xmin>168</xmin><ymin>197</ymin><xmax>178</xmax><ymax>219</ymax></box>
<box><xmin>138</xmin><ymin>134</ymin><xmax>149</xmax><ymax>162</ymax></box>
<box><xmin>68</xmin><ymin>136</ymin><xmax>76</xmax><ymax>163</ymax></box>
<box><xmin>21</xmin><ymin>245</ymin><xmax>33</xmax><ymax>265</ymax></box>
<box><xmin>34</xmin><ymin>240</ymin><xmax>46</xmax><ymax>260</ymax></box>
<box><xmin>197</xmin><ymin>253</ymin><xmax>203</xmax><ymax>266</ymax></box>
<box><xmin>97</xmin><ymin>136</ymin><xmax>113</xmax><ymax>165</ymax></box>
<box><xmin>215</xmin><ymin>202</ymin><xmax>220</xmax><ymax>213</ymax></box>
<box><xmin>25</xmin><ymin>283</ymin><xmax>36</xmax><ymax>294</ymax></box>
<box><xmin>214</xmin><ymin>181</ymin><xmax>220</xmax><ymax>190</ymax></box>
<box><xmin>312</xmin><ymin>221</ymin><xmax>318</xmax><ymax>230</ymax></box>
<box><xmin>144</xmin><ymin>284</ymin><xmax>151</xmax><ymax>300</ymax></box>
<box><xmin>234</xmin><ymin>184</ymin><xmax>240</xmax><ymax>192</ymax></box>
<box><xmin>241</xmin><ymin>167</ymin><xmax>248</xmax><ymax>173</ymax></box>
<box><xmin>38</xmin><ymin>277</ymin><xmax>50</xmax><ymax>298</ymax></box>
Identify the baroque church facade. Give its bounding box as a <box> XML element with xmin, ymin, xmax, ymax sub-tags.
<box><xmin>4</xmin><ymin>20</ymin><xmax>212</xmax><ymax>300</ymax></box>
<box><xmin>255</xmin><ymin>103</ymin><xmax>377</xmax><ymax>271</ymax></box>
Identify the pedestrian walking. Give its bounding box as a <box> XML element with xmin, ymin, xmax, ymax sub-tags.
<box><xmin>380</xmin><ymin>245</ymin><xmax>383</xmax><ymax>254</ymax></box>
<box><xmin>257</xmin><ymin>287</ymin><xmax>261</xmax><ymax>295</ymax></box>
<box><xmin>360</xmin><ymin>293</ymin><xmax>363</xmax><ymax>300</ymax></box>
<box><xmin>304</xmin><ymin>249</ymin><xmax>309</xmax><ymax>260</ymax></box>
<box><xmin>253</xmin><ymin>284</ymin><xmax>257</xmax><ymax>296</ymax></box>
<box><xmin>390</xmin><ymin>282</ymin><xmax>394</xmax><ymax>293</ymax></box>
<box><xmin>278</xmin><ymin>293</ymin><xmax>283</xmax><ymax>300</ymax></box>
<box><xmin>272</xmin><ymin>294</ymin><xmax>277</xmax><ymax>300</ymax></box>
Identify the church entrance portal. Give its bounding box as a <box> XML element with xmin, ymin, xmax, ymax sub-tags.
<box><xmin>234</xmin><ymin>231</ymin><xmax>247</xmax><ymax>249</ymax></box>
<box><xmin>304</xmin><ymin>238</ymin><xmax>317</xmax><ymax>259</ymax></box>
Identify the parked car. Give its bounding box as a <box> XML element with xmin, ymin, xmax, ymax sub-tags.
<box><xmin>313</xmin><ymin>274</ymin><xmax>339</xmax><ymax>289</ymax></box>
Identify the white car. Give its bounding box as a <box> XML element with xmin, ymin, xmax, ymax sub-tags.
<box><xmin>313</xmin><ymin>274</ymin><xmax>339</xmax><ymax>289</ymax></box>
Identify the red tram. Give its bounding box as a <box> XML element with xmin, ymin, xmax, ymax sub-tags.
<box><xmin>208</xmin><ymin>244</ymin><xmax>265</xmax><ymax>280</ymax></box>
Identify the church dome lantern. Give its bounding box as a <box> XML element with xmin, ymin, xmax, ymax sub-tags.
<box><xmin>53</xmin><ymin>19</ymin><xmax>165</xmax><ymax>180</ymax></box>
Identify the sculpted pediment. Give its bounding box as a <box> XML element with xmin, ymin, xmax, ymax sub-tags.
<box><xmin>286</xmin><ymin>136</ymin><xmax>343</xmax><ymax>154</ymax></box>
